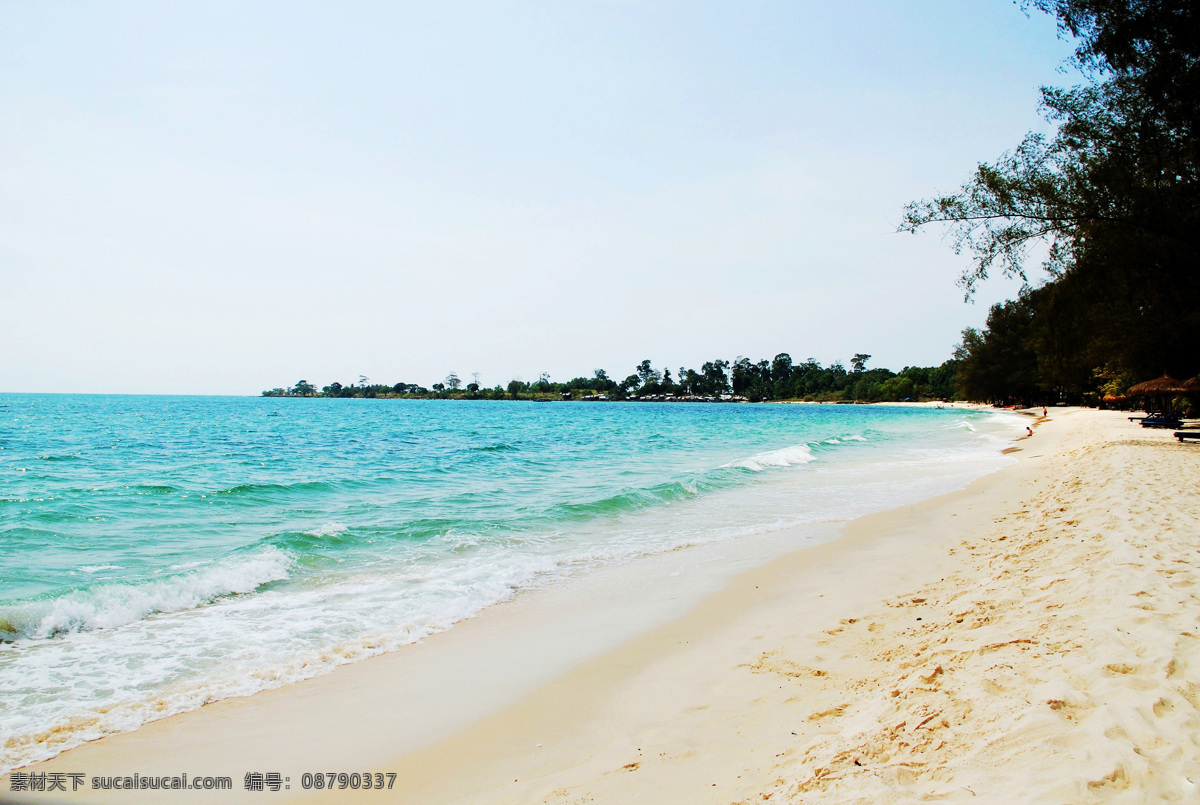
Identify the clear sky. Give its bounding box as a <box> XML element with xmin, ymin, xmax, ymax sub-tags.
<box><xmin>1</xmin><ymin>1</ymin><xmax>1077</xmax><ymax>394</ymax></box>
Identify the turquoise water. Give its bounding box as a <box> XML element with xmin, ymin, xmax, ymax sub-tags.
<box><xmin>0</xmin><ymin>395</ymin><xmax>1021</xmax><ymax>770</ymax></box>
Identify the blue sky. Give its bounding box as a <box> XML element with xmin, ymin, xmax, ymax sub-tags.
<box><xmin>1</xmin><ymin>1</ymin><xmax>1077</xmax><ymax>393</ymax></box>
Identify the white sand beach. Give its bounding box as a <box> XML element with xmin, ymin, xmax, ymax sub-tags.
<box><xmin>4</xmin><ymin>408</ymin><xmax>1198</xmax><ymax>803</ymax></box>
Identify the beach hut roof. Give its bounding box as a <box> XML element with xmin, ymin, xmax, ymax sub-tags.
<box><xmin>1128</xmin><ymin>375</ymin><xmax>1189</xmax><ymax>395</ymax></box>
<box><xmin>1184</xmin><ymin>376</ymin><xmax>1200</xmax><ymax>392</ymax></box>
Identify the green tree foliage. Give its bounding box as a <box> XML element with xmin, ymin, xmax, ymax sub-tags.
<box><xmin>954</xmin><ymin>300</ymin><xmax>1041</xmax><ymax>405</ymax></box>
<box><xmin>901</xmin><ymin>0</ymin><xmax>1199</xmax><ymax>397</ymax></box>
<box><xmin>635</xmin><ymin>360</ymin><xmax>660</xmax><ymax>387</ymax></box>
<box><xmin>873</xmin><ymin>376</ymin><xmax>912</xmax><ymax>402</ymax></box>
<box><xmin>701</xmin><ymin>360</ymin><xmax>730</xmax><ymax>395</ymax></box>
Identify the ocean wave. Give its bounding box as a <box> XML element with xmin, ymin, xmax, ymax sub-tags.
<box><xmin>259</xmin><ymin>529</ymin><xmax>359</xmax><ymax>558</ymax></box>
<box><xmin>822</xmin><ymin>433</ymin><xmax>868</xmax><ymax>445</ymax></box>
<box><xmin>550</xmin><ymin>479</ymin><xmax>710</xmax><ymax>520</ymax></box>
<box><xmin>724</xmin><ymin>444</ymin><xmax>817</xmax><ymax>472</ymax></box>
<box><xmin>258</xmin><ymin>517</ymin><xmax>479</xmax><ymax>557</ymax></box>
<box><xmin>128</xmin><ymin>484</ymin><xmax>180</xmax><ymax>495</ymax></box>
<box><xmin>14</xmin><ymin>483</ymin><xmax>177</xmax><ymax>498</ymax></box>
<box><xmin>0</xmin><ymin>552</ymin><xmax>562</xmax><ymax>774</ymax></box>
<box><xmin>0</xmin><ymin>526</ymin><xmax>68</xmax><ymax>548</ymax></box>
<box><xmin>0</xmin><ymin>549</ymin><xmax>291</xmax><ymax>640</ymax></box>
<box><xmin>306</xmin><ymin>522</ymin><xmax>348</xmax><ymax>537</ymax></box>
<box><xmin>469</xmin><ymin>443</ymin><xmax>517</xmax><ymax>452</ymax></box>
<box><xmin>213</xmin><ymin>480</ymin><xmax>337</xmax><ymax>497</ymax></box>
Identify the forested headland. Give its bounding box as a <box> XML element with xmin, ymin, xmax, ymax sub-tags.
<box><xmin>901</xmin><ymin>0</ymin><xmax>1199</xmax><ymax>406</ymax></box>
<box><xmin>261</xmin><ymin>354</ymin><xmax>959</xmax><ymax>403</ymax></box>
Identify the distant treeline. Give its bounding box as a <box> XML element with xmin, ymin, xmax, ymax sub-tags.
<box><xmin>261</xmin><ymin>354</ymin><xmax>960</xmax><ymax>402</ymax></box>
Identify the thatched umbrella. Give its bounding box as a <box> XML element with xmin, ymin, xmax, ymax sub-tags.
<box><xmin>1184</xmin><ymin>376</ymin><xmax>1200</xmax><ymax>392</ymax></box>
<box><xmin>1128</xmin><ymin>375</ymin><xmax>1189</xmax><ymax>414</ymax></box>
<box><xmin>1128</xmin><ymin>375</ymin><xmax>1189</xmax><ymax>395</ymax></box>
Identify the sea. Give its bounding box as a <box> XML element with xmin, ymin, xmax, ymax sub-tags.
<box><xmin>0</xmin><ymin>395</ymin><xmax>1024</xmax><ymax>772</ymax></box>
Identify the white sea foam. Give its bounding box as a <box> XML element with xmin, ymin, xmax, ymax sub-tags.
<box><xmin>0</xmin><ymin>545</ymin><xmax>561</xmax><ymax>773</ymax></box>
<box><xmin>307</xmin><ymin>522</ymin><xmax>348</xmax><ymax>537</ymax></box>
<box><xmin>725</xmin><ymin>444</ymin><xmax>816</xmax><ymax>472</ymax></box>
<box><xmin>3</xmin><ymin>549</ymin><xmax>291</xmax><ymax>639</ymax></box>
<box><xmin>77</xmin><ymin>564</ymin><xmax>122</xmax><ymax>574</ymax></box>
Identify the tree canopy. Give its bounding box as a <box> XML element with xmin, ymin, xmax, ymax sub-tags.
<box><xmin>901</xmin><ymin>0</ymin><xmax>1199</xmax><ymax>394</ymax></box>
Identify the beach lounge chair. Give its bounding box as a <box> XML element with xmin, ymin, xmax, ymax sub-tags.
<box><xmin>1174</xmin><ymin>431</ymin><xmax>1200</xmax><ymax>443</ymax></box>
<box><xmin>1140</xmin><ymin>414</ymin><xmax>1183</xmax><ymax>429</ymax></box>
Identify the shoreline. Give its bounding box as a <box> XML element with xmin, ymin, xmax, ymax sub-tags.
<box><xmin>0</xmin><ymin>407</ymin><xmax>1022</xmax><ymax>781</ymax></box>
<box><xmin>372</xmin><ymin>406</ymin><xmax>1197</xmax><ymax>803</ymax></box>
<box><xmin>6</xmin><ymin>407</ymin><xmax>1194</xmax><ymax>802</ymax></box>
<box><xmin>1</xmin><ymin>411</ymin><xmax>1032</xmax><ymax>801</ymax></box>
<box><xmin>356</xmin><ymin>409</ymin><xmax>1064</xmax><ymax>803</ymax></box>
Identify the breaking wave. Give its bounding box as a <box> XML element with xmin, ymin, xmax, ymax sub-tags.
<box><xmin>724</xmin><ymin>444</ymin><xmax>817</xmax><ymax>472</ymax></box>
<box><xmin>0</xmin><ymin>549</ymin><xmax>291</xmax><ymax>640</ymax></box>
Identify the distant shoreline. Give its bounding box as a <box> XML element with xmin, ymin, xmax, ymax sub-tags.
<box><xmin>262</xmin><ymin>354</ymin><xmax>963</xmax><ymax>405</ymax></box>
<box><xmin>258</xmin><ymin>394</ymin><xmax>965</xmax><ymax>405</ymax></box>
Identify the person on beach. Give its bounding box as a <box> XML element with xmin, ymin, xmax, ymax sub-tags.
<box><xmin>1043</xmin><ymin>407</ymin><xmax>1047</xmax><ymax>417</ymax></box>
<box><xmin>1027</xmin><ymin>426</ymin><xmax>1034</xmax><ymax>437</ymax></box>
